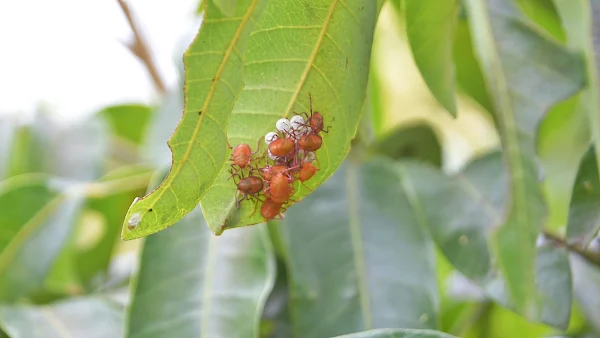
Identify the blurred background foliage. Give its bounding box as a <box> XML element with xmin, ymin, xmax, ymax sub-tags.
<box><xmin>1</xmin><ymin>0</ymin><xmax>600</xmax><ymax>337</ymax></box>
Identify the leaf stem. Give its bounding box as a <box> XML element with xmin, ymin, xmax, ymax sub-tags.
<box><xmin>116</xmin><ymin>0</ymin><xmax>167</xmax><ymax>94</ymax></box>
<box><xmin>542</xmin><ymin>230</ymin><xmax>600</xmax><ymax>267</ymax></box>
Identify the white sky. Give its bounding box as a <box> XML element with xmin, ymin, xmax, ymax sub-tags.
<box><xmin>0</xmin><ymin>0</ymin><xmax>200</xmax><ymax>124</ymax></box>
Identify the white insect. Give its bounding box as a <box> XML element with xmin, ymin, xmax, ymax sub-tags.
<box><xmin>127</xmin><ymin>212</ymin><xmax>142</xmax><ymax>230</ymax></box>
<box><xmin>268</xmin><ymin>149</ymin><xmax>278</xmax><ymax>160</ymax></box>
<box><xmin>265</xmin><ymin>132</ymin><xmax>278</xmax><ymax>144</ymax></box>
<box><xmin>275</xmin><ymin>118</ymin><xmax>291</xmax><ymax>133</ymax></box>
<box><xmin>290</xmin><ymin>115</ymin><xmax>305</xmax><ymax>131</ymax></box>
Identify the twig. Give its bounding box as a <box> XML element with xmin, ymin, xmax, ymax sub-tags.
<box><xmin>116</xmin><ymin>0</ymin><xmax>167</xmax><ymax>94</ymax></box>
<box><xmin>542</xmin><ymin>230</ymin><xmax>600</xmax><ymax>268</ymax></box>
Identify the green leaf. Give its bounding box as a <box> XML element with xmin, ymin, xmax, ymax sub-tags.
<box><xmin>5</xmin><ymin>125</ymin><xmax>45</xmax><ymax>179</ymax></box>
<box><xmin>538</xmin><ymin>95</ymin><xmax>590</xmax><ymax>232</ymax></box>
<box><xmin>98</xmin><ymin>104</ymin><xmax>153</xmax><ymax>145</ymax></box>
<box><xmin>334</xmin><ymin>329</ymin><xmax>458</xmax><ymax>338</ymax></box>
<box><xmin>567</xmin><ymin>148</ymin><xmax>600</xmax><ymax>246</ymax></box>
<box><xmin>463</xmin><ymin>0</ymin><xmax>585</xmax><ymax>317</ymax></box>
<box><xmin>126</xmin><ymin>205</ymin><xmax>275</xmax><ymax>338</ymax></box>
<box><xmin>370</xmin><ymin>123</ymin><xmax>442</xmax><ymax>167</ymax></box>
<box><xmin>404</xmin><ymin>0</ymin><xmax>458</xmax><ymax>116</ymax></box>
<box><xmin>453</xmin><ymin>18</ymin><xmax>494</xmax><ymax>115</ymax></box>
<box><xmin>214</xmin><ymin>0</ymin><xmax>238</xmax><ymax>16</ymax></box>
<box><xmin>553</xmin><ymin>0</ymin><xmax>600</xmax><ymax>227</ymax></box>
<box><xmin>121</xmin><ymin>0</ymin><xmax>266</xmax><ymax>240</ymax></box>
<box><xmin>0</xmin><ymin>297</ymin><xmax>123</xmax><ymax>338</ymax></box>
<box><xmin>200</xmin><ymin>0</ymin><xmax>380</xmax><ymax>234</ymax></box>
<box><xmin>278</xmin><ymin>158</ymin><xmax>438</xmax><ymax>338</ymax></box>
<box><xmin>406</xmin><ymin>152</ymin><xmax>573</xmax><ymax>329</ymax></box>
<box><xmin>0</xmin><ymin>175</ymin><xmax>84</xmax><ymax>302</ymax></box>
<box><xmin>515</xmin><ymin>0</ymin><xmax>565</xmax><ymax>42</ymax></box>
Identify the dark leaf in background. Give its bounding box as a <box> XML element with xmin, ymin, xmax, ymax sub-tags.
<box><xmin>370</xmin><ymin>123</ymin><xmax>442</xmax><ymax>168</ymax></box>
<box><xmin>278</xmin><ymin>158</ymin><xmax>438</xmax><ymax>338</ymax></box>
<box><xmin>126</xmin><ymin>205</ymin><xmax>275</xmax><ymax>338</ymax></box>
<box><xmin>464</xmin><ymin>0</ymin><xmax>585</xmax><ymax>316</ymax></box>
<box><xmin>567</xmin><ymin>148</ymin><xmax>600</xmax><ymax>247</ymax></box>
<box><xmin>571</xmin><ymin>254</ymin><xmax>600</xmax><ymax>333</ymax></box>
<box><xmin>334</xmin><ymin>328</ymin><xmax>458</xmax><ymax>338</ymax></box>
<box><xmin>406</xmin><ymin>152</ymin><xmax>572</xmax><ymax>329</ymax></box>
<box><xmin>0</xmin><ymin>297</ymin><xmax>123</xmax><ymax>338</ymax></box>
<box><xmin>0</xmin><ymin>175</ymin><xmax>84</xmax><ymax>302</ymax></box>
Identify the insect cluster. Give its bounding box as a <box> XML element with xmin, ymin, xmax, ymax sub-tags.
<box><xmin>229</xmin><ymin>97</ymin><xmax>330</xmax><ymax>221</ymax></box>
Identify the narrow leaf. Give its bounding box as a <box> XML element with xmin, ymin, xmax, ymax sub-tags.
<box><xmin>0</xmin><ymin>175</ymin><xmax>84</xmax><ymax>302</ymax></box>
<box><xmin>553</xmin><ymin>0</ymin><xmax>600</xmax><ymax>232</ymax></box>
<box><xmin>121</xmin><ymin>0</ymin><xmax>266</xmax><ymax>240</ymax></box>
<box><xmin>126</xmin><ymin>207</ymin><xmax>275</xmax><ymax>338</ymax></box>
<box><xmin>334</xmin><ymin>329</ymin><xmax>458</xmax><ymax>338</ymax></box>
<box><xmin>405</xmin><ymin>0</ymin><xmax>458</xmax><ymax>116</ymax></box>
<box><xmin>538</xmin><ymin>95</ymin><xmax>590</xmax><ymax>231</ymax></box>
<box><xmin>200</xmin><ymin>0</ymin><xmax>379</xmax><ymax>234</ymax></box>
<box><xmin>0</xmin><ymin>297</ymin><xmax>123</xmax><ymax>338</ymax></box>
<box><xmin>463</xmin><ymin>0</ymin><xmax>585</xmax><ymax>317</ymax></box>
<box><xmin>567</xmin><ymin>148</ymin><xmax>600</xmax><ymax>246</ymax></box>
<box><xmin>278</xmin><ymin>158</ymin><xmax>438</xmax><ymax>338</ymax></box>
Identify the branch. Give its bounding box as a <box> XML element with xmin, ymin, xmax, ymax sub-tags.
<box><xmin>117</xmin><ymin>0</ymin><xmax>167</xmax><ymax>94</ymax></box>
<box><xmin>542</xmin><ymin>230</ymin><xmax>600</xmax><ymax>268</ymax></box>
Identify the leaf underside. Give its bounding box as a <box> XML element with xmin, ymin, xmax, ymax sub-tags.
<box><xmin>200</xmin><ymin>0</ymin><xmax>379</xmax><ymax>235</ymax></box>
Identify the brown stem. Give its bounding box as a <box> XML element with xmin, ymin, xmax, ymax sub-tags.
<box><xmin>116</xmin><ymin>0</ymin><xmax>167</xmax><ymax>94</ymax></box>
<box><xmin>542</xmin><ymin>230</ymin><xmax>600</xmax><ymax>268</ymax></box>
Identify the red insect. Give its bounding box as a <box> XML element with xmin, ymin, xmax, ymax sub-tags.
<box><xmin>298</xmin><ymin>133</ymin><xmax>322</xmax><ymax>152</ymax></box>
<box><xmin>269</xmin><ymin>137</ymin><xmax>296</xmax><ymax>157</ymax></box>
<box><xmin>261</xmin><ymin>198</ymin><xmax>284</xmax><ymax>220</ymax></box>
<box><xmin>267</xmin><ymin>173</ymin><xmax>294</xmax><ymax>204</ymax></box>
<box><xmin>231</xmin><ymin>169</ymin><xmax>264</xmax><ymax>208</ymax></box>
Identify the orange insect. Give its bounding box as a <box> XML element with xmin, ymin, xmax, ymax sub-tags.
<box><xmin>267</xmin><ymin>173</ymin><xmax>294</xmax><ymax>204</ymax></box>
<box><xmin>268</xmin><ymin>137</ymin><xmax>296</xmax><ymax>157</ymax></box>
<box><xmin>261</xmin><ymin>199</ymin><xmax>284</xmax><ymax>220</ymax></box>
<box><xmin>262</xmin><ymin>164</ymin><xmax>294</xmax><ymax>181</ymax></box>
<box><xmin>298</xmin><ymin>162</ymin><xmax>317</xmax><ymax>183</ymax></box>
<box><xmin>298</xmin><ymin>133</ymin><xmax>322</xmax><ymax>152</ymax></box>
<box><xmin>231</xmin><ymin>143</ymin><xmax>252</xmax><ymax>168</ymax></box>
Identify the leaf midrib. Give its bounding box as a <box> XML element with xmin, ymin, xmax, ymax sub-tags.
<box><xmin>283</xmin><ymin>0</ymin><xmax>340</xmax><ymax>117</ymax></box>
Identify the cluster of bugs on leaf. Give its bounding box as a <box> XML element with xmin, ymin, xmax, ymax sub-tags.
<box><xmin>229</xmin><ymin>95</ymin><xmax>330</xmax><ymax>221</ymax></box>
